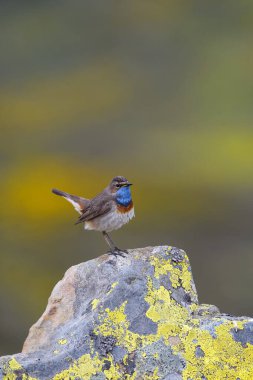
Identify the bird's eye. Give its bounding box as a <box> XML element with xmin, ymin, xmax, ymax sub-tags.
<box><xmin>116</xmin><ymin>184</ymin><xmax>120</xmax><ymax>188</ymax></box>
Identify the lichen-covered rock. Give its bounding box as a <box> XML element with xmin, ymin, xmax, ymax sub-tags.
<box><xmin>1</xmin><ymin>246</ymin><xmax>253</xmax><ymax>379</ymax></box>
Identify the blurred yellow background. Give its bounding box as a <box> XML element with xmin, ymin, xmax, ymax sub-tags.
<box><xmin>1</xmin><ymin>1</ymin><xmax>253</xmax><ymax>355</ymax></box>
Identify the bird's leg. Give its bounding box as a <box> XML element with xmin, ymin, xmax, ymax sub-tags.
<box><xmin>102</xmin><ymin>231</ymin><xmax>127</xmax><ymax>256</ymax></box>
<box><xmin>102</xmin><ymin>231</ymin><xmax>116</xmax><ymax>251</ymax></box>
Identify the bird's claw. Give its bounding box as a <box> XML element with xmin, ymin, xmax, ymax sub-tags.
<box><xmin>108</xmin><ymin>247</ymin><xmax>128</xmax><ymax>257</ymax></box>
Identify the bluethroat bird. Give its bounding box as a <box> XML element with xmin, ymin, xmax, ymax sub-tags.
<box><xmin>52</xmin><ymin>176</ymin><xmax>134</xmax><ymax>256</ymax></box>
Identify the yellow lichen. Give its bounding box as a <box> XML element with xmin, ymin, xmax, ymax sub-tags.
<box><xmin>144</xmin><ymin>276</ymin><xmax>191</xmax><ymax>343</ymax></box>
<box><xmin>91</xmin><ymin>298</ymin><xmax>100</xmax><ymax>310</ymax></box>
<box><xmin>181</xmin><ymin>264</ymin><xmax>193</xmax><ymax>291</ymax></box>
<box><xmin>3</xmin><ymin>358</ymin><xmax>37</xmax><ymax>380</ymax></box>
<box><xmin>149</xmin><ymin>254</ymin><xmax>192</xmax><ymax>292</ymax></box>
<box><xmin>95</xmin><ymin>301</ymin><xmax>141</xmax><ymax>352</ymax></box>
<box><xmin>58</xmin><ymin>338</ymin><xmax>67</xmax><ymax>345</ymax></box>
<box><xmin>8</xmin><ymin>358</ymin><xmax>22</xmax><ymax>371</ymax></box>
<box><xmin>53</xmin><ymin>352</ymin><xmax>136</xmax><ymax>380</ymax></box>
<box><xmin>107</xmin><ymin>281</ymin><xmax>119</xmax><ymax>295</ymax></box>
<box><xmin>125</xmin><ymin>373</ymin><xmax>137</xmax><ymax>380</ymax></box>
<box><xmin>103</xmin><ymin>355</ymin><xmax>122</xmax><ymax>380</ymax></box>
<box><xmin>97</xmin><ymin>302</ymin><xmax>128</xmax><ymax>333</ymax></box>
<box><xmin>178</xmin><ymin>321</ymin><xmax>253</xmax><ymax>380</ymax></box>
<box><xmin>189</xmin><ymin>303</ymin><xmax>199</xmax><ymax>313</ymax></box>
<box><xmin>166</xmin><ymin>246</ymin><xmax>172</xmax><ymax>254</ymax></box>
<box><xmin>53</xmin><ymin>354</ymin><xmax>102</xmax><ymax>380</ymax></box>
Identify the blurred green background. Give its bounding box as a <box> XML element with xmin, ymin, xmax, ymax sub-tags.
<box><xmin>1</xmin><ymin>0</ymin><xmax>253</xmax><ymax>355</ymax></box>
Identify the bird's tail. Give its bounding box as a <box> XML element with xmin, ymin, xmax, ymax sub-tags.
<box><xmin>51</xmin><ymin>188</ymin><xmax>90</xmax><ymax>215</ymax></box>
<box><xmin>52</xmin><ymin>188</ymin><xmax>68</xmax><ymax>197</ymax></box>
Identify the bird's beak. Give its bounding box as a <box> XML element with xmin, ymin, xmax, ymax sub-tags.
<box><xmin>122</xmin><ymin>182</ymin><xmax>132</xmax><ymax>186</ymax></box>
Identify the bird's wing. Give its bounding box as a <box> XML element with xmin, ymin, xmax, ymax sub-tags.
<box><xmin>75</xmin><ymin>194</ymin><xmax>112</xmax><ymax>224</ymax></box>
<box><xmin>52</xmin><ymin>188</ymin><xmax>90</xmax><ymax>215</ymax></box>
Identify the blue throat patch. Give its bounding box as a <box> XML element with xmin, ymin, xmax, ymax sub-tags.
<box><xmin>116</xmin><ymin>186</ymin><xmax>132</xmax><ymax>206</ymax></box>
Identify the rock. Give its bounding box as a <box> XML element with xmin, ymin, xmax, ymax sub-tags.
<box><xmin>1</xmin><ymin>246</ymin><xmax>253</xmax><ymax>379</ymax></box>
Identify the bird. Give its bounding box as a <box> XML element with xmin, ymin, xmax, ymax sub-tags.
<box><xmin>52</xmin><ymin>176</ymin><xmax>134</xmax><ymax>256</ymax></box>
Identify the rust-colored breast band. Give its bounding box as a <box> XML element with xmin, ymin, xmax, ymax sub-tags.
<box><xmin>117</xmin><ymin>201</ymin><xmax>133</xmax><ymax>213</ymax></box>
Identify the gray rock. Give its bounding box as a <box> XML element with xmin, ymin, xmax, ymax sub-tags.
<box><xmin>1</xmin><ymin>246</ymin><xmax>253</xmax><ymax>379</ymax></box>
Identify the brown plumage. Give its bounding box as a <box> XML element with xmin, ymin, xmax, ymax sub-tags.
<box><xmin>52</xmin><ymin>176</ymin><xmax>134</xmax><ymax>256</ymax></box>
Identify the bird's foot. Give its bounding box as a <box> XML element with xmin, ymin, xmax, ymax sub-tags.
<box><xmin>108</xmin><ymin>247</ymin><xmax>128</xmax><ymax>257</ymax></box>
